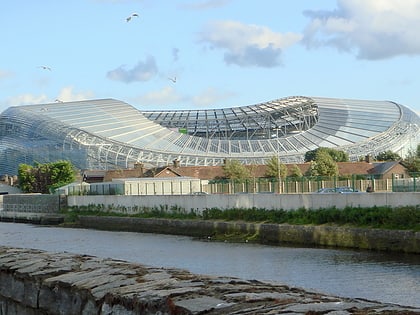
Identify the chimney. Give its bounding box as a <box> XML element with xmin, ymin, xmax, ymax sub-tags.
<box><xmin>365</xmin><ymin>155</ymin><xmax>372</xmax><ymax>163</ymax></box>
<box><xmin>134</xmin><ymin>162</ymin><xmax>145</xmax><ymax>177</ymax></box>
<box><xmin>173</xmin><ymin>159</ymin><xmax>180</xmax><ymax>168</ymax></box>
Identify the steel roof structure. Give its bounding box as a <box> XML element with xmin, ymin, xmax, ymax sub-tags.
<box><xmin>0</xmin><ymin>96</ymin><xmax>419</xmax><ymax>174</ymax></box>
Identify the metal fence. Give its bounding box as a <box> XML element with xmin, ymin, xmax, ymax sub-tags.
<box><xmin>65</xmin><ymin>173</ymin><xmax>420</xmax><ymax>195</ymax></box>
<box><xmin>208</xmin><ymin>173</ymin><xmax>420</xmax><ymax>194</ymax></box>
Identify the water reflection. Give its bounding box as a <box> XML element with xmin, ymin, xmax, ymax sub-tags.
<box><xmin>1</xmin><ymin>223</ymin><xmax>419</xmax><ymax>307</ymax></box>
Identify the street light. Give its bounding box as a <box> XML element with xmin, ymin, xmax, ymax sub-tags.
<box><xmin>274</xmin><ymin>128</ymin><xmax>281</xmax><ymax>194</ymax></box>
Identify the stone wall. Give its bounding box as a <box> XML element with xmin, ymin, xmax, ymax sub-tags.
<box><xmin>77</xmin><ymin>216</ymin><xmax>420</xmax><ymax>254</ymax></box>
<box><xmin>2</xmin><ymin>194</ymin><xmax>63</xmax><ymax>213</ymax></box>
<box><xmin>0</xmin><ymin>194</ymin><xmax>65</xmax><ymax>225</ymax></box>
<box><xmin>1</xmin><ymin>246</ymin><xmax>419</xmax><ymax>315</ymax></box>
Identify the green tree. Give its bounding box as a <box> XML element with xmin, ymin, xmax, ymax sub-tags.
<box><xmin>401</xmin><ymin>149</ymin><xmax>420</xmax><ymax>173</ymax></box>
<box><xmin>222</xmin><ymin>159</ymin><xmax>250</xmax><ymax>180</ymax></box>
<box><xmin>18</xmin><ymin>160</ymin><xmax>76</xmax><ymax>193</ymax></box>
<box><xmin>264</xmin><ymin>156</ymin><xmax>287</xmax><ymax>179</ymax></box>
<box><xmin>17</xmin><ymin>164</ymin><xmax>36</xmax><ymax>192</ymax></box>
<box><xmin>307</xmin><ymin>151</ymin><xmax>339</xmax><ymax>176</ymax></box>
<box><xmin>304</xmin><ymin>147</ymin><xmax>349</xmax><ymax>162</ymax></box>
<box><xmin>375</xmin><ymin>150</ymin><xmax>401</xmax><ymax>161</ymax></box>
<box><xmin>289</xmin><ymin>164</ymin><xmax>303</xmax><ymax>178</ymax></box>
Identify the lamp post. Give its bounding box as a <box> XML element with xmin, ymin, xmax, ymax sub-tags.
<box><xmin>274</xmin><ymin>128</ymin><xmax>281</xmax><ymax>194</ymax></box>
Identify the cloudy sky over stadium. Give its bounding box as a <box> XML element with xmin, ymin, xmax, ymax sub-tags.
<box><xmin>1</xmin><ymin>0</ymin><xmax>420</xmax><ymax>114</ymax></box>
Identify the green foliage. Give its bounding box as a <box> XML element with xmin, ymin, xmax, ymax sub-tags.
<box><xmin>289</xmin><ymin>164</ymin><xmax>303</xmax><ymax>178</ymax></box>
<box><xmin>222</xmin><ymin>159</ymin><xmax>251</xmax><ymax>179</ymax></box>
<box><xmin>18</xmin><ymin>160</ymin><xmax>76</xmax><ymax>193</ymax></box>
<box><xmin>17</xmin><ymin>164</ymin><xmax>36</xmax><ymax>192</ymax></box>
<box><xmin>375</xmin><ymin>150</ymin><xmax>401</xmax><ymax>161</ymax></box>
<box><xmin>305</xmin><ymin>147</ymin><xmax>349</xmax><ymax>162</ymax></box>
<box><xmin>401</xmin><ymin>149</ymin><xmax>420</xmax><ymax>173</ymax></box>
<box><xmin>307</xmin><ymin>151</ymin><xmax>338</xmax><ymax>177</ymax></box>
<box><xmin>65</xmin><ymin>204</ymin><xmax>420</xmax><ymax>231</ymax></box>
<box><xmin>202</xmin><ymin>206</ymin><xmax>419</xmax><ymax>230</ymax></box>
<box><xmin>264</xmin><ymin>156</ymin><xmax>287</xmax><ymax>179</ymax></box>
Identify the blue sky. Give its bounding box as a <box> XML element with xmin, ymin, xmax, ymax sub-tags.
<box><xmin>1</xmin><ymin>0</ymin><xmax>420</xmax><ymax>115</ymax></box>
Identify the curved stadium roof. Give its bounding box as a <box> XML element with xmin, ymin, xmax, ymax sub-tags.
<box><xmin>0</xmin><ymin>96</ymin><xmax>419</xmax><ymax>174</ymax></box>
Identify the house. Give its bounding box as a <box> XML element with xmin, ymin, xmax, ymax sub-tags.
<box><xmin>369</xmin><ymin>161</ymin><xmax>411</xmax><ymax>179</ymax></box>
<box><xmin>84</xmin><ymin>159</ymin><xmax>410</xmax><ymax>183</ymax></box>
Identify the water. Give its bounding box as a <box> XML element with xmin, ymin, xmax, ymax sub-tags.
<box><xmin>1</xmin><ymin>222</ymin><xmax>419</xmax><ymax>307</ymax></box>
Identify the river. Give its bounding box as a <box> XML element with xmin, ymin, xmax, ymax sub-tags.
<box><xmin>0</xmin><ymin>222</ymin><xmax>419</xmax><ymax>307</ymax></box>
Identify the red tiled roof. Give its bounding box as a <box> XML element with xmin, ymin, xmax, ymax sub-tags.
<box><xmin>99</xmin><ymin>161</ymin><xmax>406</xmax><ymax>181</ymax></box>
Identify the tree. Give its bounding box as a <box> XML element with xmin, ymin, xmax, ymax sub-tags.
<box><xmin>289</xmin><ymin>164</ymin><xmax>303</xmax><ymax>178</ymax></box>
<box><xmin>304</xmin><ymin>147</ymin><xmax>349</xmax><ymax>162</ymax></box>
<box><xmin>307</xmin><ymin>151</ymin><xmax>339</xmax><ymax>177</ymax></box>
<box><xmin>222</xmin><ymin>159</ymin><xmax>250</xmax><ymax>180</ymax></box>
<box><xmin>18</xmin><ymin>160</ymin><xmax>76</xmax><ymax>193</ymax></box>
<box><xmin>375</xmin><ymin>150</ymin><xmax>401</xmax><ymax>161</ymax></box>
<box><xmin>264</xmin><ymin>156</ymin><xmax>287</xmax><ymax>179</ymax></box>
<box><xmin>18</xmin><ymin>164</ymin><xmax>36</xmax><ymax>193</ymax></box>
<box><xmin>401</xmin><ymin>149</ymin><xmax>420</xmax><ymax>173</ymax></box>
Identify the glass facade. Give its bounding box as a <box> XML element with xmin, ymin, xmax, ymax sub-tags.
<box><xmin>0</xmin><ymin>96</ymin><xmax>419</xmax><ymax>175</ymax></box>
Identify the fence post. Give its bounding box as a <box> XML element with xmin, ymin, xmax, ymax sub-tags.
<box><xmin>391</xmin><ymin>173</ymin><xmax>395</xmax><ymax>192</ymax></box>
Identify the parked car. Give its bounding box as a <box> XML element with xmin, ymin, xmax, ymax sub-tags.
<box><xmin>316</xmin><ymin>188</ymin><xmax>336</xmax><ymax>193</ymax></box>
<box><xmin>316</xmin><ymin>187</ymin><xmax>360</xmax><ymax>193</ymax></box>
<box><xmin>336</xmin><ymin>186</ymin><xmax>360</xmax><ymax>193</ymax></box>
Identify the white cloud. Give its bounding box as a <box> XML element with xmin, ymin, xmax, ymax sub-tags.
<box><xmin>190</xmin><ymin>87</ymin><xmax>234</xmax><ymax>107</ymax></box>
<box><xmin>0</xmin><ymin>70</ymin><xmax>14</xmax><ymax>80</ymax></box>
<box><xmin>133</xmin><ymin>86</ymin><xmax>185</xmax><ymax>107</ymax></box>
<box><xmin>107</xmin><ymin>56</ymin><xmax>158</xmax><ymax>83</ymax></box>
<box><xmin>132</xmin><ymin>86</ymin><xmax>233</xmax><ymax>108</ymax></box>
<box><xmin>179</xmin><ymin>0</ymin><xmax>231</xmax><ymax>10</ymax></box>
<box><xmin>0</xmin><ymin>87</ymin><xmax>94</xmax><ymax>113</ymax></box>
<box><xmin>198</xmin><ymin>20</ymin><xmax>302</xmax><ymax>67</ymax></box>
<box><xmin>4</xmin><ymin>94</ymin><xmax>48</xmax><ymax>106</ymax></box>
<box><xmin>303</xmin><ymin>0</ymin><xmax>420</xmax><ymax>59</ymax></box>
<box><xmin>0</xmin><ymin>93</ymin><xmax>48</xmax><ymax>113</ymax></box>
<box><xmin>56</xmin><ymin>87</ymin><xmax>94</xmax><ymax>102</ymax></box>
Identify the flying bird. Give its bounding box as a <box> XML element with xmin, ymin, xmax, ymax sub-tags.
<box><xmin>168</xmin><ymin>76</ymin><xmax>176</xmax><ymax>83</ymax></box>
<box><xmin>38</xmin><ymin>65</ymin><xmax>51</xmax><ymax>71</ymax></box>
<box><xmin>126</xmin><ymin>12</ymin><xmax>139</xmax><ymax>22</ymax></box>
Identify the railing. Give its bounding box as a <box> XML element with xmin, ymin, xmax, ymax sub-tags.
<box><xmin>392</xmin><ymin>173</ymin><xmax>420</xmax><ymax>192</ymax></box>
<box><xmin>65</xmin><ymin>174</ymin><xmax>420</xmax><ymax>196</ymax></box>
<box><xmin>208</xmin><ymin>175</ymin><xmax>402</xmax><ymax>194</ymax></box>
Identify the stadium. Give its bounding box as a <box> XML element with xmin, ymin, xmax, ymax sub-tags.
<box><xmin>0</xmin><ymin>96</ymin><xmax>419</xmax><ymax>175</ymax></box>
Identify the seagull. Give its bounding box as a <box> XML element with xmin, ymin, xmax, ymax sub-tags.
<box><xmin>38</xmin><ymin>65</ymin><xmax>51</xmax><ymax>71</ymax></box>
<box><xmin>126</xmin><ymin>12</ymin><xmax>139</xmax><ymax>22</ymax></box>
<box><xmin>55</xmin><ymin>99</ymin><xmax>64</xmax><ymax>103</ymax></box>
<box><xmin>168</xmin><ymin>76</ymin><xmax>176</xmax><ymax>83</ymax></box>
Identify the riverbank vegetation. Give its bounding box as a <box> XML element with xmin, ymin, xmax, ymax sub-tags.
<box><xmin>63</xmin><ymin>205</ymin><xmax>420</xmax><ymax>231</ymax></box>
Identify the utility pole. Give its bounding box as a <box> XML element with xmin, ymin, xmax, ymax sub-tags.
<box><xmin>275</xmin><ymin>128</ymin><xmax>281</xmax><ymax>194</ymax></box>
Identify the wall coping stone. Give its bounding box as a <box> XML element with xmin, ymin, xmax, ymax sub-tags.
<box><xmin>1</xmin><ymin>246</ymin><xmax>419</xmax><ymax>314</ymax></box>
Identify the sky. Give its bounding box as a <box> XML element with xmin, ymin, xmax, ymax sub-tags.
<box><xmin>1</xmin><ymin>0</ymin><xmax>420</xmax><ymax>115</ymax></box>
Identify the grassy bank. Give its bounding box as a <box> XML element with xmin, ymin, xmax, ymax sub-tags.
<box><xmin>63</xmin><ymin>205</ymin><xmax>420</xmax><ymax>232</ymax></box>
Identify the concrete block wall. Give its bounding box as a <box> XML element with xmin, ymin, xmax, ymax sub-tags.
<box><xmin>67</xmin><ymin>192</ymin><xmax>420</xmax><ymax>214</ymax></box>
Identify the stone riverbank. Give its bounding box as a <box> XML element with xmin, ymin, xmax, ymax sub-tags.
<box><xmin>76</xmin><ymin>216</ymin><xmax>420</xmax><ymax>254</ymax></box>
<box><xmin>1</xmin><ymin>246</ymin><xmax>419</xmax><ymax>315</ymax></box>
